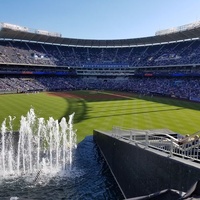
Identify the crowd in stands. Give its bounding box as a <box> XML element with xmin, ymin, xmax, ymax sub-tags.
<box><xmin>1</xmin><ymin>39</ymin><xmax>200</xmax><ymax>102</ymax></box>
<box><xmin>1</xmin><ymin>39</ymin><xmax>200</xmax><ymax>67</ymax></box>
<box><xmin>0</xmin><ymin>77</ymin><xmax>46</xmax><ymax>92</ymax></box>
<box><xmin>0</xmin><ymin>76</ymin><xmax>200</xmax><ymax>102</ymax></box>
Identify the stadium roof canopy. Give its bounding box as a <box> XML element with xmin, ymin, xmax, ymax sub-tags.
<box><xmin>0</xmin><ymin>22</ymin><xmax>200</xmax><ymax>47</ymax></box>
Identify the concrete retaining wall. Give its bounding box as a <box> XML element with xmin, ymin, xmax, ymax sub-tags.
<box><xmin>93</xmin><ymin>130</ymin><xmax>200</xmax><ymax>199</ymax></box>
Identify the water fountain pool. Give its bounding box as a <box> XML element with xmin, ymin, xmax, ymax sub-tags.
<box><xmin>0</xmin><ymin>109</ymin><xmax>123</xmax><ymax>199</ymax></box>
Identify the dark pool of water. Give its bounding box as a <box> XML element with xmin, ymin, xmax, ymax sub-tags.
<box><xmin>0</xmin><ymin>136</ymin><xmax>124</xmax><ymax>200</ymax></box>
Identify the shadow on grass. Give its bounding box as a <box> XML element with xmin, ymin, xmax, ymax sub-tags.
<box><xmin>53</xmin><ymin>91</ymin><xmax>137</xmax><ymax>124</ymax></box>
<box><xmin>52</xmin><ymin>91</ymin><xmax>200</xmax><ymax>123</ymax></box>
<box><xmin>52</xmin><ymin>91</ymin><xmax>200</xmax><ymax>125</ymax></box>
<box><xmin>58</xmin><ymin>90</ymin><xmax>200</xmax><ymax>112</ymax></box>
<box><xmin>58</xmin><ymin>98</ymin><xmax>90</xmax><ymax>123</ymax></box>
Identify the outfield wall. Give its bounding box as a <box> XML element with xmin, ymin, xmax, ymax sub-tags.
<box><xmin>93</xmin><ymin>130</ymin><xmax>200</xmax><ymax>199</ymax></box>
<box><xmin>0</xmin><ymin>90</ymin><xmax>17</xmax><ymax>94</ymax></box>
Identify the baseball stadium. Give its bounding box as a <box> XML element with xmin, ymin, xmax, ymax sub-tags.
<box><xmin>1</xmin><ymin>21</ymin><xmax>200</xmax><ymax>199</ymax></box>
<box><xmin>1</xmin><ymin>21</ymin><xmax>200</xmax><ymax>141</ymax></box>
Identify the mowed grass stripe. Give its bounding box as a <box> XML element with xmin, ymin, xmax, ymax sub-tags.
<box><xmin>0</xmin><ymin>93</ymin><xmax>68</xmax><ymax>130</ymax></box>
<box><xmin>0</xmin><ymin>91</ymin><xmax>200</xmax><ymax>142</ymax></box>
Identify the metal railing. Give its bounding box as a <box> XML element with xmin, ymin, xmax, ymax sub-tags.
<box><xmin>110</xmin><ymin>127</ymin><xmax>200</xmax><ymax>163</ymax></box>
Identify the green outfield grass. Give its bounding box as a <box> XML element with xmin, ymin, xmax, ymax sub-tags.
<box><xmin>0</xmin><ymin>91</ymin><xmax>200</xmax><ymax>143</ymax></box>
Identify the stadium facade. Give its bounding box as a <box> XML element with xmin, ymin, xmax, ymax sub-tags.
<box><xmin>0</xmin><ymin>21</ymin><xmax>200</xmax><ymax>101</ymax></box>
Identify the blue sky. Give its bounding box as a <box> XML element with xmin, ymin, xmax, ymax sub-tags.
<box><xmin>1</xmin><ymin>0</ymin><xmax>200</xmax><ymax>39</ymax></box>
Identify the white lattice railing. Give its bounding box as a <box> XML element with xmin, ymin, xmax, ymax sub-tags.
<box><xmin>111</xmin><ymin>127</ymin><xmax>200</xmax><ymax>162</ymax></box>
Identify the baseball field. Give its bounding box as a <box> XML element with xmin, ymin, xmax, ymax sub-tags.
<box><xmin>0</xmin><ymin>90</ymin><xmax>200</xmax><ymax>143</ymax></box>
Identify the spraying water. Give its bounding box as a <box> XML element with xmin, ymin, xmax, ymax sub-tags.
<box><xmin>0</xmin><ymin>108</ymin><xmax>76</xmax><ymax>177</ymax></box>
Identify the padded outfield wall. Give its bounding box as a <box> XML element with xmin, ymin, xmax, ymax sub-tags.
<box><xmin>93</xmin><ymin>130</ymin><xmax>200</xmax><ymax>199</ymax></box>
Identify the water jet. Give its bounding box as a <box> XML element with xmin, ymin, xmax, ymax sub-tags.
<box><xmin>0</xmin><ymin>108</ymin><xmax>77</xmax><ymax>178</ymax></box>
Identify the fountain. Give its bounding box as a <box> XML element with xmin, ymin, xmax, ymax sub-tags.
<box><xmin>0</xmin><ymin>108</ymin><xmax>77</xmax><ymax>177</ymax></box>
<box><xmin>0</xmin><ymin>109</ymin><xmax>124</xmax><ymax>199</ymax></box>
